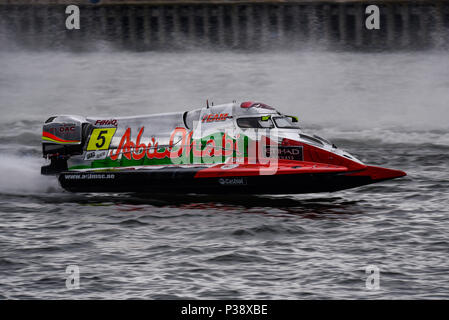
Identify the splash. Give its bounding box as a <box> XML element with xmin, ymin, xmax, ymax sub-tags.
<box><xmin>0</xmin><ymin>155</ymin><xmax>60</xmax><ymax>195</ymax></box>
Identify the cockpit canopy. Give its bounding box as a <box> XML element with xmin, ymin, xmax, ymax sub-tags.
<box><xmin>236</xmin><ymin>115</ymin><xmax>300</xmax><ymax>129</ymax></box>
<box><xmin>236</xmin><ymin>117</ymin><xmax>274</xmax><ymax>128</ymax></box>
<box><xmin>236</xmin><ymin>102</ymin><xmax>300</xmax><ymax>129</ymax></box>
<box><xmin>183</xmin><ymin>101</ymin><xmax>300</xmax><ymax>130</ymax></box>
<box><xmin>272</xmin><ymin>116</ymin><xmax>300</xmax><ymax>129</ymax></box>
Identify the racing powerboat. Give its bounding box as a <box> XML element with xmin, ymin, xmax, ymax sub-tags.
<box><xmin>41</xmin><ymin>101</ymin><xmax>406</xmax><ymax>194</ymax></box>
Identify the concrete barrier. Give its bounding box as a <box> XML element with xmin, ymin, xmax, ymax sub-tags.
<box><xmin>0</xmin><ymin>0</ymin><xmax>448</xmax><ymax>50</ymax></box>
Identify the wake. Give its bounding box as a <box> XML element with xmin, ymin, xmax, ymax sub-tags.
<box><xmin>0</xmin><ymin>155</ymin><xmax>60</xmax><ymax>195</ymax></box>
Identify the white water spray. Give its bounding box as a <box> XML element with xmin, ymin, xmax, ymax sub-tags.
<box><xmin>0</xmin><ymin>155</ymin><xmax>60</xmax><ymax>195</ymax></box>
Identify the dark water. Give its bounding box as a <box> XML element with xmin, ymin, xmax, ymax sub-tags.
<box><xmin>0</xmin><ymin>51</ymin><xmax>448</xmax><ymax>299</ymax></box>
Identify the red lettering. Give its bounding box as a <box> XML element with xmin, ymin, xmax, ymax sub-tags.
<box><xmin>110</xmin><ymin>127</ymin><xmax>132</xmax><ymax>161</ymax></box>
<box><xmin>132</xmin><ymin>127</ymin><xmax>146</xmax><ymax>160</ymax></box>
<box><xmin>146</xmin><ymin>137</ymin><xmax>169</xmax><ymax>159</ymax></box>
<box><xmin>95</xmin><ymin>119</ymin><xmax>118</xmax><ymax>127</ymax></box>
<box><xmin>201</xmin><ymin>113</ymin><xmax>229</xmax><ymax>123</ymax></box>
<box><xmin>153</xmin><ymin>146</ymin><xmax>168</xmax><ymax>159</ymax></box>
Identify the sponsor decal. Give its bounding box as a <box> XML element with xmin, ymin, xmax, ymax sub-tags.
<box><xmin>201</xmin><ymin>113</ymin><xmax>229</xmax><ymax>123</ymax></box>
<box><xmin>76</xmin><ymin>126</ymin><xmax>275</xmax><ymax>172</ymax></box>
<box><xmin>64</xmin><ymin>173</ymin><xmax>115</xmax><ymax>180</ymax></box>
<box><xmin>109</xmin><ymin>127</ymin><xmax>241</xmax><ymax>161</ymax></box>
<box><xmin>87</xmin><ymin>128</ymin><xmax>117</xmax><ymax>151</ymax></box>
<box><xmin>218</xmin><ymin>177</ymin><xmax>247</xmax><ymax>185</ymax></box>
<box><xmin>95</xmin><ymin>119</ymin><xmax>118</xmax><ymax>127</ymax></box>
<box><xmin>266</xmin><ymin>146</ymin><xmax>303</xmax><ymax>161</ymax></box>
<box><xmin>84</xmin><ymin>150</ymin><xmax>108</xmax><ymax>160</ymax></box>
<box><xmin>45</xmin><ymin>124</ymin><xmax>76</xmax><ymax>133</ymax></box>
<box><xmin>42</xmin><ymin>123</ymin><xmax>81</xmax><ymax>144</ymax></box>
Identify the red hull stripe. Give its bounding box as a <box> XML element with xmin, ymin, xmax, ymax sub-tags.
<box><xmin>194</xmin><ymin>160</ymin><xmax>349</xmax><ymax>178</ymax></box>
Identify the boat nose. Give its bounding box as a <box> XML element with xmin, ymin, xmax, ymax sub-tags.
<box><xmin>362</xmin><ymin>166</ymin><xmax>407</xmax><ymax>181</ymax></box>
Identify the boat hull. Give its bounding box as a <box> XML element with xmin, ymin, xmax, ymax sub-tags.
<box><xmin>58</xmin><ymin>163</ymin><xmax>406</xmax><ymax>194</ymax></box>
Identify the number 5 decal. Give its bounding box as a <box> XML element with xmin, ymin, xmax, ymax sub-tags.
<box><xmin>87</xmin><ymin>128</ymin><xmax>116</xmax><ymax>151</ymax></box>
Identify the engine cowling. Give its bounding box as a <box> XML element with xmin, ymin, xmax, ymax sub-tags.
<box><xmin>41</xmin><ymin>115</ymin><xmax>92</xmax><ymax>175</ymax></box>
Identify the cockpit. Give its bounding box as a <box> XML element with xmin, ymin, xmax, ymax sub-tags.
<box><xmin>272</xmin><ymin>116</ymin><xmax>300</xmax><ymax>129</ymax></box>
<box><xmin>236</xmin><ymin>117</ymin><xmax>274</xmax><ymax>128</ymax></box>
<box><xmin>236</xmin><ymin>115</ymin><xmax>300</xmax><ymax>129</ymax></box>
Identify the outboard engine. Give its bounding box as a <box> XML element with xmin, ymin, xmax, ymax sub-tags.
<box><xmin>41</xmin><ymin>115</ymin><xmax>92</xmax><ymax>175</ymax></box>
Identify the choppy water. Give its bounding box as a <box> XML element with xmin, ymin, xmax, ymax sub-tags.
<box><xmin>0</xmin><ymin>50</ymin><xmax>448</xmax><ymax>299</ymax></box>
